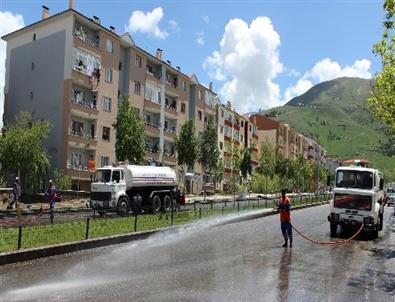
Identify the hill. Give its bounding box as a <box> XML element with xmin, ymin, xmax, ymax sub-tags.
<box><xmin>265</xmin><ymin>77</ymin><xmax>395</xmax><ymax>180</ymax></box>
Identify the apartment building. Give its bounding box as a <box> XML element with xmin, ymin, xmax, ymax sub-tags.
<box><xmin>2</xmin><ymin>2</ymin><xmax>222</xmax><ymax>191</ymax></box>
<box><xmin>217</xmin><ymin>102</ymin><xmax>259</xmax><ymax>191</ymax></box>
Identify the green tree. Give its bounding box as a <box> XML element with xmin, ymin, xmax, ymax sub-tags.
<box><xmin>275</xmin><ymin>153</ymin><xmax>289</xmax><ymax>189</ymax></box>
<box><xmin>53</xmin><ymin>169</ymin><xmax>72</xmax><ymax>190</ymax></box>
<box><xmin>112</xmin><ymin>96</ymin><xmax>145</xmax><ymax>164</ymax></box>
<box><xmin>368</xmin><ymin>0</ymin><xmax>395</xmax><ymax>131</ymax></box>
<box><xmin>240</xmin><ymin>147</ymin><xmax>252</xmax><ymax>180</ymax></box>
<box><xmin>198</xmin><ymin>116</ymin><xmax>220</xmax><ymax>179</ymax></box>
<box><xmin>213</xmin><ymin>160</ymin><xmax>224</xmax><ymax>192</ymax></box>
<box><xmin>258</xmin><ymin>142</ymin><xmax>276</xmax><ymax>194</ymax></box>
<box><xmin>0</xmin><ymin>112</ymin><xmax>51</xmax><ymax>193</ymax></box>
<box><xmin>176</xmin><ymin>120</ymin><xmax>198</xmax><ymax>191</ymax></box>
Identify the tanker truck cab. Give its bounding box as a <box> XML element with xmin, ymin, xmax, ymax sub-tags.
<box><xmin>91</xmin><ymin>164</ymin><xmax>177</xmax><ymax>216</ymax></box>
<box><xmin>90</xmin><ymin>167</ymin><xmax>127</xmax><ymax>215</ymax></box>
<box><xmin>328</xmin><ymin>165</ymin><xmax>385</xmax><ymax>239</ymax></box>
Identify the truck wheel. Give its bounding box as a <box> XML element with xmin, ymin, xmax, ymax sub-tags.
<box><xmin>371</xmin><ymin>227</ymin><xmax>379</xmax><ymax>240</ymax></box>
<box><xmin>330</xmin><ymin>223</ymin><xmax>338</xmax><ymax>237</ymax></box>
<box><xmin>162</xmin><ymin>194</ymin><xmax>173</xmax><ymax>212</ymax></box>
<box><xmin>378</xmin><ymin>213</ymin><xmax>383</xmax><ymax>231</ymax></box>
<box><xmin>117</xmin><ymin>196</ymin><xmax>130</xmax><ymax>216</ymax></box>
<box><xmin>152</xmin><ymin>195</ymin><xmax>161</xmax><ymax>213</ymax></box>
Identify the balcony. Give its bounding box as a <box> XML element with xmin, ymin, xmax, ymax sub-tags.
<box><xmin>68</xmin><ymin>129</ymin><xmax>97</xmax><ymax>149</ymax></box>
<box><xmin>66</xmin><ymin>163</ymin><xmax>91</xmax><ymax>179</ymax></box>
<box><xmin>144</xmin><ymin>122</ymin><xmax>160</xmax><ymax>137</ymax></box>
<box><xmin>146</xmin><ymin>66</ymin><xmax>161</xmax><ymax>81</ymax></box>
<box><xmin>70</xmin><ymin>97</ymin><xmax>98</xmax><ymax>119</ymax></box>
<box><xmin>74</xmin><ymin>25</ymin><xmax>100</xmax><ymax>49</ymax></box>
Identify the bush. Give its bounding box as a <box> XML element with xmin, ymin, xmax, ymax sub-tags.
<box><xmin>53</xmin><ymin>169</ymin><xmax>72</xmax><ymax>190</ymax></box>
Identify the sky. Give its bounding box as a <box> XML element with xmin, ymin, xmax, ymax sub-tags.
<box><xmin>0</xmin><ymin>0</ymin><xmax>385</xmax><ymax>125</ymax></box>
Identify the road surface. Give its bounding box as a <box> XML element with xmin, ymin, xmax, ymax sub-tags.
<box><xmin>0</xmin><ymin>204</ymin><xmax>394</xmax><ymax>302</ymax></box>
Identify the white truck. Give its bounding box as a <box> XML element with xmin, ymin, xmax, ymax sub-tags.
<box><xmin>90</xmin><ymin>164</ymin><xmax>177</xmax><ymax>216</ymax></box>
<box><xmin>328</xmin><ymin>163</ymin><xmax>385</xmax><ymax>238</ymax></box>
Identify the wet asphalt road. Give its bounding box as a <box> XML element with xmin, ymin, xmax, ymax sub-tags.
<box><xmin>0</xmin><ymin>204</ymin><xmax>394</xmax><ymax>302</ymax></box>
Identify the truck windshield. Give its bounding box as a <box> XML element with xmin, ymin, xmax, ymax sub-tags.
<box><xmin>334</xmin><ymin>194</ymin><xmax>372</xmax><ymax>211</ymax></box>
<box><xmin>96</xmin><ymin>170</ymin><xmax>111</xmax><ymax>183</ymax></box>
<box><xmin>336</xmin><ymin>170</ymin><xmax>373</xmax><ymax>189</ymax></box>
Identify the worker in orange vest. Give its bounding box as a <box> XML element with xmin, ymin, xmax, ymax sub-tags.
<box><xmin>88</xmin><ymin>155</ymin><xmax>96</xmax><ymax>182</ymax></box>
<box><xmin>278</xmin><ymin>189</ymin><xmax>292</xmax><ymax>248</ymax></box>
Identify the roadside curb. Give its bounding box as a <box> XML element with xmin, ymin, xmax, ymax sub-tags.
<box><xmin>0</xmin><ymin>201</ymin><xmax>329</xmax><ymax>266</ymax></box>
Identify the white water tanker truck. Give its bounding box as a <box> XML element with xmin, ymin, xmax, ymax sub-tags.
<box><xmin>90</xmin><ymin>164</ymin><xmax>177</xmax><ymax>215</ymax></box>
<box><xmin>328</xmin><ymin>160</ymin><xmax>385</xmax><ymax>239</ymax></box>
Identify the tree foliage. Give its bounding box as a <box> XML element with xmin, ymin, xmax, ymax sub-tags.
<box><xmin>368</xmin><ymin>0</ymin><xmax>395</xmax><ymax>132</ymax></box>
<box><xmin>198</xmin><ymin>116</ymin><xmax>219</xmax><ymax>174</ymax></box>
<box><xmin>175</xmin><ymin>119</ymin><xmax>198</xmax><ymax>171</ymax></box>
<box><xmin>240</xmin><ymin>147</ymin><xmax>252</xmax><ymax>180</ymax></box>
<box><xmin>0</xmin><ymin>112</ymin><xmax>51</xmax><ymax>193</ymax></box>
<box><xmin>112</xmin><ymin>96</ymin><xmax>145</xmax><ymax>164</ymax></box>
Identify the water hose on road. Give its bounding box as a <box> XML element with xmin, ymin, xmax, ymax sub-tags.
<box><xmin>290</xmin><ymin>222</ymin><xmax>364</xmax><ymax>246</ymax></box>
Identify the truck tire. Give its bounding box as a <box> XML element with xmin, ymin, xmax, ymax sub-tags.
<box><xmin>378</xmin><ymin>213</ymin><xmax>383</xmax><ymax>231</ymax></box>
<box><xmin>162</xmin><ymin>194</ymin><xmax>173</xmax><ymax>212</ymax></box>
<box><xmin>152</xmin><ymin>195</ymin><xmax>161</xmax><ymax>213</ymax></box>
<box><xmin>117</xmin><ymin>196</ymin><xmax>130</xmax><ymax>216</ymax></box>
<box><xmin>330</xmin><ymin>223</ymin><xmax>338</xmax><ymax>237</ymax></box>
<box><xmin>371</xmin><ymin>227</ymin><xmax>379</xmax><ymax>239</ymax></box>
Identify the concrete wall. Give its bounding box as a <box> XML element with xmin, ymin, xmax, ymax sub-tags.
<box><xmin>6</xmin><ymin>30</ymin><xmax>67</xmax><ymax>169</ymax></box>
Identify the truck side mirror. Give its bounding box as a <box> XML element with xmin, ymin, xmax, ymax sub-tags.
<box><xmin>379</xmin><ymin>179</ymin><xmax>384</xmax><ymax>190</ymax></box>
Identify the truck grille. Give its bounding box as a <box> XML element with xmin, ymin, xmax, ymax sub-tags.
<box><xmin>91</xmin><ymin>192</ymin><xmax>111</xmax><ymax>201</ymax></box>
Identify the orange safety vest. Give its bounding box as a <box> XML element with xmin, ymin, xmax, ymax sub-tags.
<box><xmin>279</xmin><ymin>196</ymin><xmax>291</xmax><ymax>223</ymax></box>
<box><xmin>88</xmin><ymin>159</ymin><xmax>96</xmax><ymax>173</ymax></box>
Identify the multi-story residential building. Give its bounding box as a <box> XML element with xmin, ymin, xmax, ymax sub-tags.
<box><xmin>217</xmin><ymin>102</ymin><xmax>259</xmax><ymax>191</ymax></box>
<box><xmin>2</xmin><ymin>2</ymin><xmax>220</xmax><ymax>192</ymax></box>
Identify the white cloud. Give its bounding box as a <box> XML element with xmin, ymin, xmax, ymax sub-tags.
<box><xmin>0</xmin><ymin>11</ymin><xmax>24</xmax><ymax>127</ymax></box>
<box><xmin>169</xmin><ymin>20</ymin><xmax>180</xmax><ymax>31</ymax></box>
<box><xmin>195</xmin><ymin>31</ymin><xmax>205</xmax><ymax>46</ymax></box>
<box><xmin>284</xmin><ymin>58</ymin><xmax>372</xmax><ymax>101</ymax></box>
<box><xmin>126</xmin><ymin>7</ymin><xmax>168</xmax><ymax>39</ymax></box>
<box><xmin>203</xmin><ymin>17</ymin><xmax>283</xmax><ymax>112</ymax></box>
<box><xmin>202</xmin><ymin>16</ymin><xmax>210</xmax><ymax>24</ymax></box>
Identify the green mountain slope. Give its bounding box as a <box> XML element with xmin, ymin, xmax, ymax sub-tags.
<box><xmin>265</xmin><ymin>77</ymin><xmax>395</xmax><ymax>179</ymax></box>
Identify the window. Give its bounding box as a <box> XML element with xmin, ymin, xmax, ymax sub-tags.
<box><xmin>220</xmin><ymin>142</ymin><xmax>223</xmax><ymax>150</ymax></box>
<box><xmin>221</xmin><ymin>110</ymin><xmax>224</xmax><ymax>118</ymax></box>
<box><xmin>249</xmin><ymin>125</ymin><xmax>252</xmax><ymax>131</ymax></box>
<box><xmin>198</xmin><ymin>110</ymin><xmax>202</xmax><ymax>121</ymax></box>
<box><xmin>220</xmin><ymin>126</ymin><xmax>224</xmax><ymax>134</ymax></box>
<box><xmin>102</xmin><ymin>126</ymin><xmax>110</xmax><ymax>141</ymax></box>
<box><xmin>134</xmin><ymin>81</ymin><xmax>141</xmax><ymax>95</ymax></box>
<box><xmin>100</xmin><ymin>156</ymin><xmax>109</xmax><ymax>167</ymax></box>
<box><xmin>241</xmin><ymin>121</ymin><xmax>244</xmax><ymax>127</ymax></box>
<box><xmin>181</xmin><ymin>103</ymin><xmax>186</xmax><ymax>113</ymax></box>
<box><xmin>71</xmin><ymin>120</ymin><xmax>84</xmax><ymax>135</ymax></box>
<box><xmin>103</xmin><ymin>97</ymin><xmax>111</xmax><ymax>112</ymax></box>
<box><xmin>33</xmin><ymin>33</ymin><xmax>36</xmax><ymax>41</ymax></box>
<box><xmin>204</xmin><ymin>116</ymin><xmax>207</xmax><ymax>123</ymax></box>
<box><xmin>198</xmin><ymin>90</ymin><xmax>202</xmax><ymax>100</ymax></box>
<box><xmin>135</xmin><ymin>55</ymin><xmax>141</xmax><ymax>67</ymax></box>
<box><xmin>118</xmin><ymin>61</ymin><xmax>122</xmax><ymax>70</ymax></box>
<box><xmin>31</xmin><ymin>62</ymin><xmax>35</xmax><ymax>70</ymax></box>
<box><xmin>183</xmin><ymin>81</ymin><xmax>187</xmax><ymax>92</ymax></box>
<box><xmin>106</xmin><ymin>39</ymin><xmax>114</xmax><ymax>53</ymax></box>
<box><xmin>118</xmin><ymin>90</ymin><xmax>121</xmax><ymax>98</ymax></box>
<box><xmin>105</xmin><ymin>68</ymin><xmax>112</xmax><ymax>83</ymax></box>
<box><xmin>29</xmin><ymin>91</ymin><xmax>34</xmax><ymax>100</ymax></box>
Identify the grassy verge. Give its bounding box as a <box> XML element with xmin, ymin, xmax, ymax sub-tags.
<box><xmin>0</xmin><ymin>196</ymin><xmax>327</xmax><ymax>253</ymax></box>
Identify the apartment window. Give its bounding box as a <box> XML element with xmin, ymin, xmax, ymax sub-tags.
<box><xmin>181</xmin><ymin>103</ymin><xmax>186</xmax><ymax>113</ymax></box>
<box><xmin>241</xmin><ymin>135</ymin><xmax>244</xmax><ymax>142</ymax></box>
<box><xmin>71</xmin><ymin>120</ymin><xmax>84</xmax><ymax>135</ymax></box>
<box><xmin>29</xmin><ymin>91</ymin><xmax>34</xmax><ymax>100</ymax></box>
<box><xmin>31</xmin><ymin>62</ymin><xmax>35</xmax><ymax>70</ymax></box>
<box><xmin>221</xmin><ymin>110</ymin><xmax>224</xmax><ymax>118</ymax></box>
<box><xmin>134</xmin><ymin>81</ymin><xmax>141</xmax><ymax>95</ymax></box>
<box><xmin>33</xmin><ymin>33</ymin><xmax>36</xmax><ymax>41</ymax></box>
<box><xmin>183</xmin><ymin>81</ymin><xmax>187</xmax><ymax>92</ymax></box>
<box><xmin>220</xmin><ymin>142</ymin><xmax>223</xmax><ymax>150</ymax></box>
<box><xmin>103</xmin><ymin>97</ymin><xmax>112</xmax><ymax>112</ymax></box>
<box><xmin>100</xmin><ymin>156</ymin><xmax>109</xmax><ymax>167</ymax></box>
<box><xmin>135</xmin><ymin>55</ymin><xmax>142</xmax><ymax>67</ymax></box>
<box><xmin>102</xmin><ymin>127</ymin><xmax>110</xmax><ymax>141</ymax></box>
<box><xmin>118</xmin><ymin>61</ymin><xmax>122</xmax><ymax>70</ymax></box>
<box><xmin>198</xmin><ymin>110</ymin><xmax>202</xmax><ymax>121</ymax></box>
<box><xmin>241</xmin><ymin>121</ymin><xmax>244</xmax><ymax>127</ymax></box>
<box><xmin>118</xmin><ymin>90</ymin><xmax>121</xmax><ymax>98</ymax></box>
<box><xmin>106</xmin><ymin>39</ymin><xmax>114</xmax><ymax>53</ymax></box>
<box><xmin>220</xmin><ymin>126</ymin><xmax>224</xmax><ymax>134</ymax></box>
<box><xmin>105</xmin><ymin>68</ymin><xmax>113</xmax><ymax>83</ymax></box>
<box><xmin>198</xmin><ymin>90</ymin><xmax>202</xmax><ymax>100</ymax></box>
<box><xmin>249</xmin><ymin>125</ymin><xmax>252</xmax><ymax>131</ymax></box>
<box><xmin>204</xmin><ymin>116</ymin><xmax>208</xmax><ymax>123</ymax></box>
